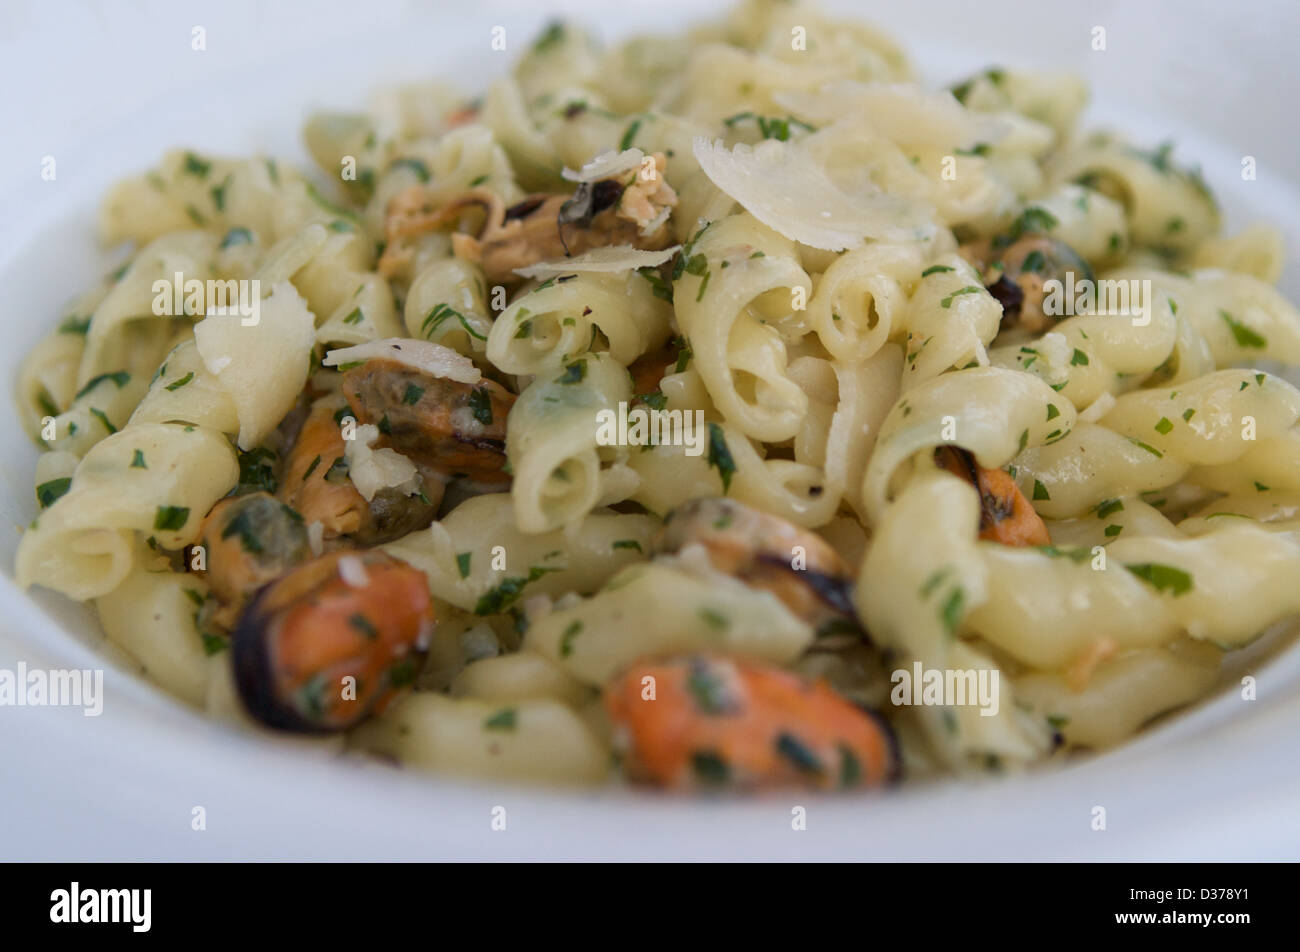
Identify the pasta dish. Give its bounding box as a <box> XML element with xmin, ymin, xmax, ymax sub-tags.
<box><xmin>14</xmin><ymin>0</ymin><xmax>1300</xmax><ymax>791</ymax></box>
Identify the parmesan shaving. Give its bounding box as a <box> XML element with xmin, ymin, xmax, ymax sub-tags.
<box><xmin>343</xmin><ymin>423</ymin><xmax>422</xmax><ymax>502</ymax></box>
<box><xmin>773</xmin><ymin>82</ymin><xmax>1008</xmax><ymax>151</ymax></box>
<box><xmin>323</xmin><ymin>338</ymin><xmax>481</xmax><ymax>384</ymax></box>
<box><xmin>512</xmin><ymin>244</ymin><xmax>680</xmax><ymax>280</ymax></box>
<box><xmin>561</xmin><ymin>147</ymin><xmax>644</xmax><ymax>184</ymax></box>
<box><xmin>692</xmin><ymin>136</ymin><xmax>932</xmax><ymax>250</ymax></box>
<box><xmin>639</xmin><ymin>205</ymin><xmax>672</xmax><ymax>237</ymax></box>
<box><xmin>338</xmin><ymin>555</ymin><xmax>369</xmax><ymax>588</ymax></box>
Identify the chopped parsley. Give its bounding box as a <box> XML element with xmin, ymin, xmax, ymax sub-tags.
<box><xmin>920</xmin><ymin>567</ymin><xmax>953</xmax><ymax>598</ymax></box>
<box><xmin>949</xmin><ymin>67</ymin><xmax>1005</xmax><ymax>104</ymax></box>
<box><xmin>671</xmin><ymin>224</ymin><xmax>713</xmax><ymax>283</ymax></box>
<box><xmin>721</xmin><ymin>112</ymin><xmax>815</xmax><ymax>141</ymax></box>
<box><xmin>200</xmin><ymin>633</ymin><xmax>228</xmax><ymax>656</ymax></box>
<box><xmin>474</xmin><ymin>565</ymin><xmax>561</xmax><ymax>615</ymax></box>
<box><xmin>221</xmin><ymin>507</ymin><xmax>266</xmax><ymax>554</ymax></box>
<box><xmin>422</xmin><ymin>302</ymin><xmax>485</xmax><ymax>340</ymax></box>
<box><xmin>58</xmin><ymin>315</ymin><xmax>91</xmax><ymax>335</ymax></box>
<box><xmin>939</xmin><ymin>587</ymin><xmax>965</xmax><ymax>636</ymax></box>
<box><xmin>673</xmin><ymin>338</ymin><xmax>693</xmax><ymax>373</ymax></box>
<box><xmin>619</xmin><ymin>118</ymin><xmax>642</xmax><ymax>151</ymax></box>
<box><xmin>1127</xmin><ymin>437</ymin><xmax>1164</xmax><ymax>458</ymax></box>
<box><xmin>88</xmin><ymin>408</ymin><xmax>116</xmax><ymax>434</ymax></box>
<box><xmin>698</xmin><ymin>607</ymin><xmax>728</xmax><ymax>630</ymax></box>
<box><xmin>1096</xmin><ymin>498</ymin><xmax>1124</xmax><ymax>519</ymax></box>
<box><xmin>36</xmin><ymin>478</ymin><xmax>72</xmax><ymax>509</ymax></box>
<box><xmin>706</xmin><ymin>422</ymin><xmax>736</xmax><ymax>493</ymax></box>
<box><xmin>220</xmin><ymin>226</ymin><xmax>254</xmax><ymax>249</ymax></box>
<box><xmin>695</xmin><ymin>269</ymin><xmax>712</xmax><ymax>301</ymax></box>
<box><xmin>1124</xmin><ymin>562</ymin><xmax>1193</xmax><ymax>596</ymax></box>
<box><xmin>75</xmin><ymin>371</ymin><xmax>130</xmax><ymax>400</ymax></box>
<box><xmin>236</xmin><ymin>446</ymin><xmax>278</xmax><ymax>495</ymax></box>
<box><xmin>305</xmin><ymin>182</ymin><xmax>359</xmax><ymax>224</ymax></box>
<box><xmin>637</xmin><ymin>267</ymin><xmax>674</xmax><ymax>303</ymax></box>
<box><xmin>940</xmin><ymin>285</ymin><xmax>982</xmax><ymax>308</ymax></box>
<box><xmin>1219</xmin><ymin>309</ymin><xmax>1266</xmax><ymax>349</ymax></box>
<box><xmin>182</xmin><ymin>152</ymin><xmax>211</xmax><ymax>177</ymax></box>
<box><xmin>153</xmin><ymin>505</ymin><xmax>190</xmax><ymax>532</ymax></box>
<box><xmin>557</xmin><ymin>361</ymin><xmax>587</xmax><ymax>384</ymax></box>
<box><xmin>387</xmin><ymin>157</ymin><xmax>430</xmax><ymax>182</ymax></box>
<box><xmin>1021</xmin><ymin>250</ymin><xmax>1047</xmax><ymax>273</ymax></box>
<box><xmin>559</xmin><ymin>620</ymin><xmax>583</xmax><ymax>657</ymax></box>
<box><xmin>484</xmin><ymin>707</ymin><xmax>518</xmax><ymax>731</ymax></box>
<box><xmin>1037</xmin><ymin>544</ymin><xmax>1092</xmax><ymax>563</ymax></box>
<box><xmin>210</xmin><ymin>174</ymin><xmax>232</xmax><ymax>212</ymax></box>
<box><xmin>532</xmin><ymin>20</ymin><xmax>565</xmax><ymax>54</ymax></box>
<box><xmin>456</xmin><ymin>552</ymin><xmax>472</xmax><ymax>579</ymax></box>
<box><xmin>1007</xmin><ymin>206</ymin><xmax>1058</xmax><ymax>240</ymax></box>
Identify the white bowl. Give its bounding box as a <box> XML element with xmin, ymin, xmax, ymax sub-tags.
<box><xmin>2</xmin><ymin>0</ymin><xmax>1298</xmax><ymax>860</ymax></box>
